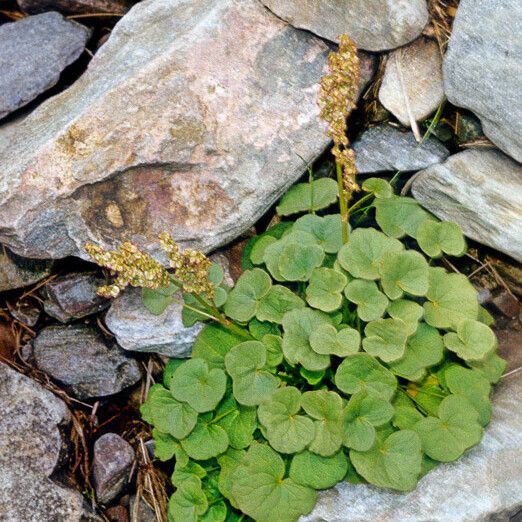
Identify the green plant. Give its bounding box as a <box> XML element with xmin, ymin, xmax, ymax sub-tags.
<box><xmin>86</xmin><ymin>38</ymin><xmax>505</xmax><ymax>522</ymax></box>
<box><xmin>131</xmin><ymin>176</ymin><xmax>504</xmax><ymax>522</ymax></box>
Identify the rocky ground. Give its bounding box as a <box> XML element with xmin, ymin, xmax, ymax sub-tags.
<box><xmin>0</xmin><ymin>0</ymin><xmax>520</xmax><ymax>521</ymax></box>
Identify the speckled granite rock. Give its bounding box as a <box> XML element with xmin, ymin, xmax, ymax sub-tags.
<box><xmin>260</xmin><ymin>0</ymin><xmax>429</xmax><ymax>51</ymax></box>
<box><xmin>17</xmin><ymin>0</ymin><xmax>132</xmax><ymax>15</ymax></box>
<box><xmin>33</xmin><ymin>324</ymin><xmax>141</xmax><ymax>399</ymax></box>
<box><xmin>353</xmin><ymin>125</ymin><xmax>449</xmax><ymax>173</ymax></box>
<box><xmin>0</xmin><ymin>362</ymin><xmax>87</xmax><ymax>521</ymax></box>
<box><xmin>412</xmin><ymin>149</ymin><xmax>522</xmax><ymax>262</ymax></box>
<box><xmin>0</xmin><ymin>246</ymin><xmax>52</xmax><ymax>292</ymax></box>
<box><xmin>0</xmin><ymin>12</ymin><xmax>90</xmax><ymax>119</ymax></box>
<box><xmin>302</xmin><ymin>373</ymin><xmax>522</xmax><ymax>522</ymax></box>
<box><xmin>379</xmin><ymin>37</ymin><xmax>444</xmax><ymax>127</ymax></box>
<box><xmin>443</xmin><ymin>0</ymin><xmax>522</xmax><ymax>162</ymax></box>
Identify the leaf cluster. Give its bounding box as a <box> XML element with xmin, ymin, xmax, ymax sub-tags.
<box><xmin>141</xmin><ymin>179</ymin><xmax>504</xmax><ymax>522</ymax></box>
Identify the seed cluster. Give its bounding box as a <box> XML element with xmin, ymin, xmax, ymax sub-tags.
<box><xmin>318</xmin><ymin>34</ymin><xmax>360</xmax><ymax>195</ymax></box>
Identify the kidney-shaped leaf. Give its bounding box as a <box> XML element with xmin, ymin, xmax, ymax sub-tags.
<box><xmin>279</xmin><ymin>242</ymin><xmax>325</xmax><ymax>282</ymax></box>
<box><xmin>344</xmin><ymin>279</ymin><xmax>389</xmax><ymax>321</ymax></box>
<box><xmin>309</xmin><ymin>324</ymin><xmax>360</xmax><ymax>357</ymax></box>
<box><xmin>467</xmin><ymin>351</ymin><xmax>506</xmax><ymax>384</ymax></box>
<box><xmin>387</xmin><ymin>299</ymin><xmax>424</xmax><ymax>335</ymax></box>
<box><xmin>224</xmin><ymin>341</ymin><xmax>279</xmax><ymax>406</ymax></box>
<box><xmin>256</xmin><ymin>285</ymin><xmax>305</xmax><ymax>324</ymax></box>
<box><xmin>168</xmin><ymin>477</ymin><xmax>208</xmax><ymax>522</ymax></box>
<box><xmin>191</xmin><ymin>324</ymin><xmax>242</xmax><ymax>370</ymax></box>
<box><xmin>380</xmin><ymin>251</ymin><xmax>429</xmax><ymax>299</ymax></box>
<box><xmin>293</xmin><ymin>213</ymin><xmax>344</xmax><ymax>253</ymax></box>
<box><xmin>374</xmin><ymin>196</ymin><xmax>432</xmax><ymax>239</ymax></box>
<box><xmin>343</xmin><ymin>391</ymin><xmax>394</xmax><ymax>451</ymax></box>
<box><xmin>224</xmin><ymin>268</ymin><xmax>271</xmax><ymax>322</ymax></box>
<box><xmin>282</xmin><ymin>308</ymin><xmax>332</xmax><ymax>371</ymax></box>
<box><xmin>257</xmin><ymin>386</ymin><xmax>315</xmax><ymax>454</ymax></box>
<box><xmin>337</xmin><ymin>228</ymin><xmax>403</xmax><ymax>280</ymax></box>
<box><xmin>180</xmin><ymin>413</ymin><xmax>229</xmax><ymax>461</ymax></box>
<box><xmin>290</xmin><ymin>450</ymin><xmax>348</xmax><ymax>490</ymax></box>
<box><xmin>306</xmin><ymin>267</ymin><xmax>348</xmax><ymax>312</ymax></box>
<box><xmin>416</xmin><ymin>220</ymin><xmax>466</xmax><ymax>258</ymax></box>
<box><xmin>350</xmin><ymin>430</ymin><xmax>422</xmax><ymax>491</ymax></box>
<box><xmin>276</xmin><ymin>178</ymin><xmax>338</xmax><ymax>216</ymax></box>
<box><xmin>231</xmin><ymin>443</ymin><xmax>317</xmax><ymax>522</ymax></box>
<box><xmin>362</xmin><ymin>177</ymin><xmax>393</xmax><ymax>199</ymax></box>
<box><xmin>335</xmin><ymin>353</ymin><xmax>397</xmax><ymax>400</ymax></box>
<box><xmin>443</xmin><ymin>319</ymin><xmax>496</xmax><ymax>361</ymax></box>
<box><xmin>215</xmin><ymin>395</ymin><xmax>257</xmax><ymax>450</ymax></box>
<box><xmin>170</xmin><ymin>359</ymin><xmax>227</xmax><ymax>413</ymax></box>
<box><xmin>413</xmin><ymin>395</ymin><xmax>483</xmax><ymax>462</ymax></box>
<box><xmin>363</xmin><ymin>318</ymin><xmax>409</xmax><ymax>362</ymax></box>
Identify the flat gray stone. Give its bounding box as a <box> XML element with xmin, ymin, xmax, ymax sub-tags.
<box><xmin>0</xmin><ymin>362</ymin><xmax>87</xmax><ymax>521</ymax></box>
<box><xmin>302</xmin><ymin>373</ymin><xmax>522</xmax><ymax>522</ymax></box>
<box><xmin>260</xmin><ymin>0</ymin><xmax>429</xmax><ymax>51</ymax></box>
<box><xmin>0</xmin><ymin>12</ymin><xmax>90</xmax><ymax>119</ymax></box>
<box><xmin>412</xmin><ymin>149</ymin><xmax>522</xmax><ymax>262</ymax></box>
<box><xmin>41</xmin><ymin>271</ymin><xmax>110</xmax><ymax>322</ymax></box>
<box><xmin>443</xmin><ymin>0</ymin><xmax>522</xmax><ymax>162</ymax></box>
<box><xmin>0</xmin><ymin>246</ymin><xmax>52</xmax><ymax>291</ymax></box>
<box><xmin>353</xmin><ymin>124</ymin><xmax>449</xmax><ymax>173</ymax></box>
<box><xmin>0</xmin><ymin>0</ymin><xmax>358</xmax><ymax>261</ymax></box>
<box><xmin>93</xmin><ymin>433</ymin><xmax>134</xmax><ymax>505</ymax></box>
<box><xmin>33</xmin><ymin>324</ymin><xmax>141</xmax><ymax>399</ymax></box>
<box><xmin>379</xmin><ymin>37</ymin><xmax>444</xmax><ymax>127</ymax></box>
<box><xmin>17</xmin><ymin>0</ymin><xmax>132</xmax><ymax>15</ymax></box>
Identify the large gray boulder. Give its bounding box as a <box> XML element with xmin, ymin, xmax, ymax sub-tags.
<box><xmin>260</xmin><ymin>0</ymin><xmax>429</xmax><ymax>51</ymax></box>
<box><xmin>0</xmin><ymin>246</ymin><xmax>52</xmax><ymax>292</ymax></box>
<box><xmin>0</xmin><ymin>363</ymin><xmax>87</xmax><ymax>521</ymax></box>
<box><xmin>0</xmin><ymin>12</ymin><xmax>90</xmax><ymax>119</ymax></box>
<box><xmin>412</xmin><ymin>149</ymin><xmax>522</xmax><ymax>263</ymax></box>
<box><xmin>0</xmin><ymin>0</ymin><xmax>372</xmax><ymax>262</ymax></box>
<box><xmin>443</xmin><ymin>0</ymin><xmax>522</xmax><ymax>162</ymax></box>
<box><xmin>302</xmin><ymin>373</ymin><xmax>522</xmax><ymax>522</ymax></box>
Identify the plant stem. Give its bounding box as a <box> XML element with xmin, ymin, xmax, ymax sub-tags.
<box><xmin>347</xmin><ymin>193</ymin><xmax>373</xmax><ymax>214</ymax></box>
<box><xmin>336</xmin><ymin>162</ymin><xmax>349</xmax><ymax>243</ymax></box>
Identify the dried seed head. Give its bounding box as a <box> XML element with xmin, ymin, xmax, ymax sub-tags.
<box><xmin>85</xmin><ymin>242</ymin><xmax>170</xmax><ymax>298</ymax></box>
<box><xmin>318</xmin><ymin>34</ymin><xmax>360</xmax><ymax>195</ymax></box>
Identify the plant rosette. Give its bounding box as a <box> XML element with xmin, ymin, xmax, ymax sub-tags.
<box><xmin>141</xmin><ymin>177</ymin><xmax>505</xmax><ymax>522</ymax></box>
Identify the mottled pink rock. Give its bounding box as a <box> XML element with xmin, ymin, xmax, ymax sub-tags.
<box><xmin>0</xmin><ymin>0</ymin><xmax>374</xmax><ymax>261</ymax></box>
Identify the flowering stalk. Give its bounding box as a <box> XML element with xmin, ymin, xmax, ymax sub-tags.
<box><xmin>318</xmin><ymin>34</ymin><xmax>360</xmax><ymax>242</ymax></box>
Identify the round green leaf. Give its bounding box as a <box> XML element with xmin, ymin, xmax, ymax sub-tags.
<box><xmin>171</xmin><ymin>460</ymin><xmax>206</xmax><ymax>487</ymax></box>
<box><xmin>309</xmin><ymin>324</ymin><xmax>360</xmax><ymax>357</ymax></box>
<box><xmin>423</xmin><ymin>267</ymin><xmax>479</xmax><ymax>329</ymax></box>
<box><xmin>170</xmin><ymin>359</ymin><xmax>227</xmax><ymax>413</ymax></box>
<box><xmin>363</xmin><ymin>318</ymin><xmax>409</xmax><ymax>362</ymax></box>
<box><xmin>224</xmin><ymin>268</ymin><xmax>272</xmax><ymax>322</ymax></box>
<box><xmin>388</xmin><ymin>323</ymin><xmax>444</xmax><ymax>381</ymax></box>
<box><xmin>248</xmin><ymin>318</ymin><xmax>281</xmax><ymax>340</ymax></box>
<box><xmin>144</xmin><ymin>384</ymin><xmax>198</xmax><ymax>439</ymax></box>
<box><xmin>413</xmin><ymin>395</ymin><xmax>483</xmax><ymax>462</ymax></box>
<box><xmin>293</xmin><ymin>214</ymin><xmax>344</xmax><ymax>253</ymax></box>
<box><xmin>387</xmin><ymin>299</ymin><xmax>424</xmax><ymax>335</ymax></box>
<box><xmin>301</xmin><ymin>390</ymin><xmax>344</xmax><ymax>456</ymax></box>
<box><xmin>279</xmin><ymin>242</ymin><xmax>325</xmax><ymax>282</ymax></box>
<box><xmin>362</xmin><ymin>177</ymin><xmax>393</xmax><ymax>199</ymax></box>
<box><xmin>256</xmin><ymin>285</ymin><xmax>305</xmax><ymax>323</ymax></box>
<box><xmin>282</xmin><ymin>308</ymin><xmax>333</xmax><ymax>371</ymax></box>
<box><xmin>417</xmin><ymin>220</ymin><xmax>466</xmax><ymax>258</ymax></box>
<box><xmin>467</xmin><ymin>351</ymin><xmax>506</xmax><ymax>384</ymax></box>
<box><xmin>444</xmin><ymin>365</ymin><xmax>492</xmax><ymax>426</ymax></box>
<box><xmin>191</xmin><ymin>324</ymin><xmax>242</xmax><ymax>370</ymax></box>
<box><xmin>231</xmin><ymin>443</ymin><xmax>317</xmax><ymax>522</ymax></box>
<box><xmin>250</xmin><ymin>235</ymin><xmax>277</xmax><ymax>265</ymax></box>
<box><xmin>200</xmin><ymin>501</ymin><xmax>227</xmax><ymax>522</ymax></box>
<box><xmin>215</xmin><ymin>395</ymin><xmax>257</xmax><ymax>449</ymax></box>
<box><xmin>306</xmin><ymin>267</ymin><xmax>348</xmax><ymax>312</ymax></box>
<box><xmin>337</xmin><ymin>228</ymin><xmax>403</xmax><ymax>280</ymax></box>
<box><xmin>152</xmin><ymin>429</ymin><xmax>188</xmax><ymax>463</ymax></box>
<box><xmin>180</xmin><ymin>413</ymin><xmax>229</xmax><ymax>461</ymax></box>
<box><xmin>344</xmin><ymin>279</ymin><xmax>389</xmax><ymax>321</ymax></box>
<box><xmin>276</xmin><ymin>177</ymin><xmax>338</xmax><ymax>216</ymax></box>
<box><xmin>443</xmin><ymin>319</ymin><xmax>496</xmax><ymax>361</ymax></box>
<box><xmin>257</xmin><ymin>386</ymin><xmax>315</xmax><ymax>454</ymax></box>
<box><xmin>224</xmin><ymin>341</ymin><xmax>279</xmax><ymax>406</ymax></box>
<box><xmin>335</xmin><ymin>353</ymin><xmax>397</xmax><ymax>400</ymax></box>
<box><xmin>217</xmin><ymin>448</ymin><xmax>244</xmax><ymax>508</ymax></box>
<box><xmin>168</xmin><ymin>477</ymin><xmax>208</xmax><ymax>522</ymax></box>
<box><xmin>290</xmin><ymin>450</ymin><xmax>348</xmax><ymax>489</ymax></box>
<box><xmin>350</xmin><ymin>430</ymin><xmax>422</xmax><ymax>491</ymax></box>
<box><xmin>263</xmin><ymin>230</ymin><xmax>319</xmax><ymax>282</ymax></box>
<box><xmin>391</xmin><ymin>391</ymin><xmax>424</xmax><ymax>430</ymax></box>
<box><xmin>379</xmin><ymin>251</ymin><xmax>429</xmax><ymax>299</ymax></box>
<box><xmin>374</xmin><ymin>196</ymin><xmax>433</xmax><ymax>239</ymax></box>
<box><xmin>343</xmin><ymin>391</ymin><xmax>394</xmax><ymax>451</ymax></box>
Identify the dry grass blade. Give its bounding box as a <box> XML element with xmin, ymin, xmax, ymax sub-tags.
<box><xmin>428</xmin><ymin>0</ymin><xmax>460</xmax><ymax>53</ymax></box>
